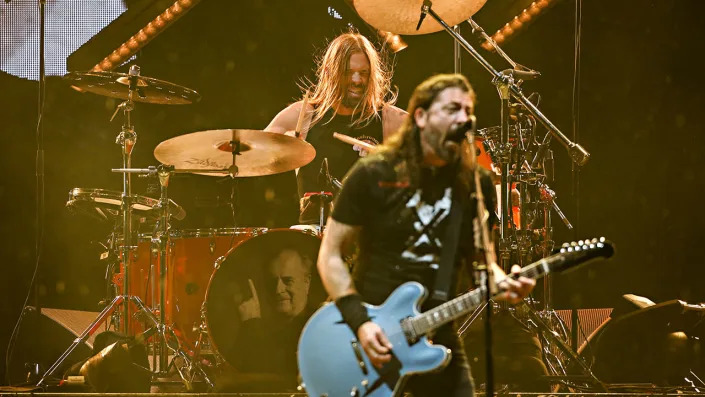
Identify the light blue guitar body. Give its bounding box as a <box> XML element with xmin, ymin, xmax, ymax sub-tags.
<box><xmin>297</xmin><ymin>282</ymin><xmax>449</xmax><ymax>397</ymax></box>
<box><xmin>298</xmin><ymin>238</ymin><xmax>614</xmax><ymax>397</ymax></box>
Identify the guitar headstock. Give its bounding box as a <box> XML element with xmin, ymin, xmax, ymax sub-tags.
<box><xmin>547</xmin><ymin>237</ymin><xmax>615</xmax><ymax>273</ymax></box>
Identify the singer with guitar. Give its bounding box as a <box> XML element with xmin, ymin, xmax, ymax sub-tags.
<box><xmin>314</xmin><ymin>74</ymin><xmax>535</xmax><ymax>397</ymax></box>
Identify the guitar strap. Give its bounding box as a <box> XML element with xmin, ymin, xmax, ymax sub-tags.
<box><xmin>431</xmin><ymin>194</ymin><xmax>464</xmax><ymax>302</ymax></box>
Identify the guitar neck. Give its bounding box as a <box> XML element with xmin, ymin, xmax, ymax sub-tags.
<box><xmin>406</xmin><ymin>253</ymin><xmax>573</xmax><ymax>338</ymax></box>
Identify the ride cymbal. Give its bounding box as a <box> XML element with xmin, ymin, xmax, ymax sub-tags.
<box><xmin>352</xmin><ymin>0</ymin><xmax>487</xmax><ymax>35</ymax></box>
<box><xmin>153</xmin><ymin>129</ymin><xmax>316</xmax><ymax>177</ymax></box>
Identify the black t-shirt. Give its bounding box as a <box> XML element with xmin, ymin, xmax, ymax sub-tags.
<box><xmin>332</xmin><ymin>153</ymin><xmax>497</xmax><ymax>309</ymax></box>
<box><xmin>297</xmin><ymin>110</ymin><xmax>384</xmax><ymax>197</ymax></box>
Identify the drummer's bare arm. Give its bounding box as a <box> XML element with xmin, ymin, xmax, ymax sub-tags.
<box><xmin>382</xmin><ymin>105</ymin><xmax>408</xmax><ymax>142</ymax></box>
<box><xmin>264</xmin><ymin>101</ymin><xmax>305</xmax><ymax>135</ymax></box>
<box><xmin>317</xmin><ymin>218</ymin><xmax>361</xmax><ymax>299</ymax></box>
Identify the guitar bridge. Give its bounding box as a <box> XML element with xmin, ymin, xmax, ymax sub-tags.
<box><xmin>350</xmin><ymin>339</ymin><xmax>368</xmax><ymax>375</ymax></box>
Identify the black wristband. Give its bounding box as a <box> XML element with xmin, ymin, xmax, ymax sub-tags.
<box><xmin>335</xmin><ymin>294</ymin><xmax>371</xmax><ymax>333</ymax></box>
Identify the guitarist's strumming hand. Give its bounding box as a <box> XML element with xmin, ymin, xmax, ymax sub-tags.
<box><xmin>497</xmin><ymin>264</ymin><xmax>536</xmax><ymax>304</ymax></box>
<box><xmin>357</xmin><ymin>321</ymin><xmax>394</xmax><ymax>369</ymax></box>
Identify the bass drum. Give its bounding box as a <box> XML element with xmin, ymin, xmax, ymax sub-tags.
<box><xmin>204</xmin><ymin>229</ymin><xmax>327</xmax><ymax>387</ymax></box>
<box><xmin>122</xmin><ymin>227</ymin><xmax>265</xmax><ymax>345</ymax></box>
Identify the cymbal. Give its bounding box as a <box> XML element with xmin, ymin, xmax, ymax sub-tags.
<box><xmin>352</xmin><ymin>0</ymin><xmax>487</xmax><ymax>35</ymax></box>
<box><xmin>64</xmin><ymin>71</ymin><xmax>200</xmax><ymax>105</ymax></box>
<box><xmin>154</xmin><ymin>129</ymin><xmax>316</xmax><ymax>177</ymax></box>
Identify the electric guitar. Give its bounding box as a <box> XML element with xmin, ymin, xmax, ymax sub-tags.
<box><xmin>297</xmin><ymin>238</ymin><xmax>614</xmax><ymax>397</ymax></box>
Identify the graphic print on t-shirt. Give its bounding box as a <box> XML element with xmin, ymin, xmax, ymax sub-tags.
<box><xmin>401</xmin><ymin>187</ymin><xmax>453</xmax><ymax>269</ymax></box>
<box><xmin>352</xmin><ymin>134</ymin><xmax>380</xmax><ymax>158</ymax></box>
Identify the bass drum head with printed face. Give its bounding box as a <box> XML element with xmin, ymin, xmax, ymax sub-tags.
<box><xmin>205</xmin><ymin>229</ymin><xmax>326</xmax><ymax>376</ymax></box>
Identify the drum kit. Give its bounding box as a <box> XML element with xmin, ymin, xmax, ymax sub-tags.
<box><xmin>36</xmin><ymin>0</ymin><xmax>596</xmax><ymax>392</ymax></box>
<box><xmin>38</xmin><ymin>65</ymin><xmax>328</xmax><ymax>390</ymax></box>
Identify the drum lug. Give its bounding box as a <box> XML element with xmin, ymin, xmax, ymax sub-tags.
<box><xmin>213</xmin><ymin>255</ymin><xmax>226</xmax><ymax>270</ymax></box>
<box><xmin>209</xmin><ymin>239</ymin><xmax>216</xmax><ymax>254</ymax></box>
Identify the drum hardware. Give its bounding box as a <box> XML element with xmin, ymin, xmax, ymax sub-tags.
<box><xmin>111</xmin><ymin>165</ymin><xmax>216</xmax><ymax>389</ymax></box>
<box><xmin>303</xmin><ymin>192</ymin><xmax>333</xmax><ymax>234</ymax></box>
<box><xmin>301</xmin><ymin>157</ymin><xmax>337</xmax><ymax>233</ymax></box>
<box><xmin>38</xmin><ymin>67</ymin><xmax>204</xmax><ymax>389</ymax></box>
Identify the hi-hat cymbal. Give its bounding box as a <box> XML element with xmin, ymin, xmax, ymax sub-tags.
<box><xmin>64</xmin><ymin>71</ymin><xmax>200</xmax><ymax>105</ymax></box>
<box><xmin>352</xmin><ymin>0</ymin><xmax>487</xmax><ymax>35</ymax></box>
<box><xmin>154</xmin><ymin>129</ymin><xmax>316</xmax><ymax>177</ymax></box>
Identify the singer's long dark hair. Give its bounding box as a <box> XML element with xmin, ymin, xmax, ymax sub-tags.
<box><xmin>378</xmin><ymin>74</ymin><xmax>477</xmax><ymax>193</ymax></box>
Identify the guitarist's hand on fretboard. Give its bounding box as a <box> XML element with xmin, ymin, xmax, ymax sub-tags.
<box><xmin>358</xmin><ymin>321</ymin><xmax>394</xmax><ymax>368</ymax></box>
<box><xmin>496</xmin><ymin>264</ymin><xmax>536</xmax><ymax>304</ymax></box>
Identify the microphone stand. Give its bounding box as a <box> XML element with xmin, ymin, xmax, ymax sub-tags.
<box><xmin>471</xmin><ymin>162</ymin><xmax>499</xmax><ymax>397</ymax></box>
<box><xmin>418</xmin><ymin>2</ymin><xmax>589</xmax><ymax>270</ymax></box>
<box><xmin>418</xmin><ymin>3</ymin><xmax>590</xmax><ymax>164</ymax></box>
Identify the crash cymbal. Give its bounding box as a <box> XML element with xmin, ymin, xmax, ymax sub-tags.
<box><xmin>154</xmin><ymin>129</ymin><xmax>316</xmax><ymax>177</ymax></box>
<box><xmin>352</xmin><ymin>0</ymin><xmax>487</xmax><ymax>35</ymax></box>
<box><xmin>64</xmin><ymin>71</ymin><xmax>200</xmax><ymax>105</ymax></box>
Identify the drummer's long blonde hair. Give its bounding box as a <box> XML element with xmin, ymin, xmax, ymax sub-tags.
<box><xmin>306</xmin><ymin>32</ymin><xmax>397</xmax><ymax>127</ymax></box>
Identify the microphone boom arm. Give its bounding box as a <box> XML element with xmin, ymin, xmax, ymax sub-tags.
<box><xmin>425</xmin><ymin>5</ymin><xmax>589</xmax><ymax>166</ymax></box>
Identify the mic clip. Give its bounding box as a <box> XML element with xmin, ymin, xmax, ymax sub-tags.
<box><xmin>416</xmin><ymin>0</ymin><xmax>432</xmax><ymax>31</ymax></box>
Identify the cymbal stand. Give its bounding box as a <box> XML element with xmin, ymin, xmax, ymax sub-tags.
<box><xmin>514</xmin><ymin>163</ymin><xmax>596</xmax><ymax>389</ymax></box>
<box><xmin>114</xmin><ymin>67</ymin><xmax>136</xmax><ymax>334</ymax></box>
<box><xmin>115</xmin><ymin>165</ymin><xmax>215</xmax><ymax>389</ymax></box>
<box><xmin>152</xmin><ymin>166</ymin><xmax>171</xmax><ymax>374</ymax></box>
<box><xmin>36</xmin><ymin>65</ymin><xmax>146</xmax><ymax>387</ymax></box>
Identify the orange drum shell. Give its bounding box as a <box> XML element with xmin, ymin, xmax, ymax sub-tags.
<box><xmin>121</xmin><ymin>228</ymin><xmax>266</xmax><ymax>345</ymax></box>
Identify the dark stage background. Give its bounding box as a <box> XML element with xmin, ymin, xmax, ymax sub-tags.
<box><xmin>1</xmin><ymin>0</ymin><xmax>704</xmax><ymax>383</ymax></box>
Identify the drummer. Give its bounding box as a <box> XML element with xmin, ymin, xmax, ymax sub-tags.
<box><xmin>265</xmin><ymin>32</ymin><xmax>407</xmax><ymax>224</ymax></box>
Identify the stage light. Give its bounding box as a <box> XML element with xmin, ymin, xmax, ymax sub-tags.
<box><xmin>92</xmin><ymin>0</ymin><xmax>201</xmax><ymax>72</ymax></box>
<box><xmin>481</xmin><ymin>0</ymin><xmax>559</xmax><ymax>51</ymax></box>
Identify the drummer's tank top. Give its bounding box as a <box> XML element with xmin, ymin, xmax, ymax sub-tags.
<box><xmin>296</xmin><ymin>109</ymin><xmax>384</xmax><ymax>197</ymax></box>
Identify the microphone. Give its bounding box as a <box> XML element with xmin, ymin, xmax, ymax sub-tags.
<box><xmin>446</xmin><ymin>116</ymin><xmax>477</xmax><ymax>144</ymax></box>
<box><xmin>416</xmin><ymin>0</ymin><xmax>432</xmax><ymax>31</ymax></box>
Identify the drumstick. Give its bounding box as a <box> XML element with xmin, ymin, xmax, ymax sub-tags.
<box><xmin>333</xmin><ymin>132</ymin><xmax>377</xmax><ymax>151</ymax></box>
<box><xmin>294</xmin><ymin>90</ymin><xmax>310</xmax><ymax>138</ymax></box>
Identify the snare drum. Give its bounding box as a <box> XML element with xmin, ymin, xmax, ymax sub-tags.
<box><xmin>67</xmin><ymin>187</ymin><xmax>186</xmax><ymax>226</ymax></box>
<box><xmin>204</xmin><ymin>229</ymin><xmax>326</xmax><ymax>381</ymax></box>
